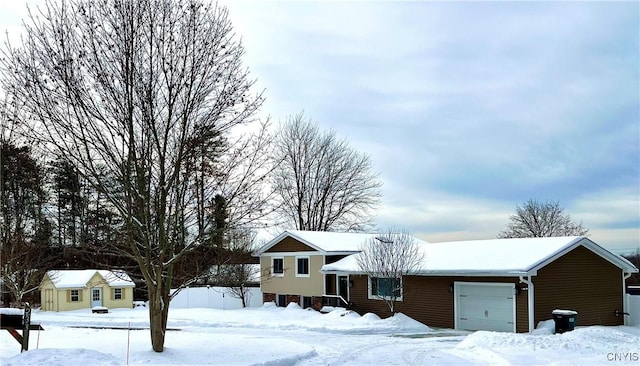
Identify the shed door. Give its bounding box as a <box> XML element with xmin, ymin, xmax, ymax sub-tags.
<box><xmin>91</xmin><ymin>287</ymin><xmax>103</xmax><ymax>308</ymax></box>
<box><xmin>455</xmin><ymin>282</ymin><xmax>515</xmax><ymax>332</ymax></box>
<box><xmin>44</xmin><ymin>289</ymin><xmax>54</xmax><ymax>311</ymax></box>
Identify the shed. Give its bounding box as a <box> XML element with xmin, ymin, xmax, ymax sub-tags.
<box><xmin>40</xmin><ymin>270</ymin><xmax>135</xmax><ymax>312</ymax></box>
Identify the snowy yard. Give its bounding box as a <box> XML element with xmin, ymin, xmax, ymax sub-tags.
<box><xmin>1</xmin><ymin>303</ymin><xmax>639</xmax><ymax>365</ymax></box>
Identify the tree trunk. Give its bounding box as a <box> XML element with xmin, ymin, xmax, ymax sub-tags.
<box><xmin>148</xmin><ymin>287</ymin><xmax>170</xmax><ymax>352</ymax></box>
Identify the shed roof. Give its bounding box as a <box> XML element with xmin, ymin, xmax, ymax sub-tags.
<box><xmin>45</xmin><ymin>270</ymin><xmax>135</xmax><ymax>289</ymax></box>
<box><xmin>321</xmin><ymin>236</ymin><xmax>638</xmax><ymax>276</ymax></box>
<box><xmin>253</xmin><ymin>230</ymin><xmax>392</xmax><ymax>255</ymax></box>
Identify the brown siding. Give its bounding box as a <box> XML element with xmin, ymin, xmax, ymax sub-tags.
<box><xmin>534</xmin><ymin>245</ymin><xmax>623</xmax><ymax>327</ymax></box>
<box><xmin>266</xmin><ymin>237</ymin><xmax>315</xmax><ymax>252</ymax></box>
<box><xmin>516</xmin><ymin>288</ymin><xmax>529</xmax><ymax>333</ymax></box>
<box><xmin>349</xmin><ymin>275</ymin><xmax>529</xmax><ymax>332</ymax></box>
<box><xmin>326</xmin><ymin>255</ymin><xmax>349</xmax><ymax>264</ymax></box>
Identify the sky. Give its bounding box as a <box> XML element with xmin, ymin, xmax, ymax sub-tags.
<box><xmin>1</xmin><ymin>1</ymin><xmax>638</xmax><ymax>253</ymax></box>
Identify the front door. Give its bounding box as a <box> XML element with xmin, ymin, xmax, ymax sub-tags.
<box><xmin>338</xmin><ymin>276</ymin><xmax>348</xmax><ymax>304</ymax></box>
<box><xmin>91</xmin><ymin>287</ymin><xmax>103</xmax><ymax>308</ymax></box>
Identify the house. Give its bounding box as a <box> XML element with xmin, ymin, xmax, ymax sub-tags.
<box><xmin>321</xmin><ymin>236</ymin><xmax>638</xmax><ymax>333</ymax></box>
<box><xmin>253</xmin><ymin>230</ymin><xmax>384</xmax><ymax>309</ymax></box>
<box><xmin>40</xmin><ymin>270</ymin><xmax>135</xmax><ymax>312</ymax></box>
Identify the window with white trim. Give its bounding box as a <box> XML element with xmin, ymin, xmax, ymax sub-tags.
<box><xmin>271</xmin><ymin>257</ymin><xmax>284</xmax><ymax>276</ymax></box>
<box><xmin>369</xmin><ymin>277</ymin><xmax>402</xmax><ymax>300</ymax></box>
<box><xmin>70</xmin><ymin>289</ymin><xmax>80</xmax><ymax>302</ymax></box>
<box><xmin>114</xmin><ymin>288</ymin><xmax>123</xmax><ymax>300</ymax></box>
<box><xmin>295</xmin><ymin>256</ymin><xmax>309</xmax><ymax>277</ymax></box>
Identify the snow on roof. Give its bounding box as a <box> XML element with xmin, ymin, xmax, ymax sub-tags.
<box><xmin>288</xmin><ymin>230</ymin><xmax>385</xmax><ymax>252</ymax></box>
<box><xmin>255</xmin><ymin>230</ymin><xmax>411</xmax><ymax>255</ymax></box>
<box><xmin>46</xmin><ymin>270</ymin><xmax>135</xmax><ymax>288</ymax></box>
<box><xmin>322</xmin><ymin>236</ymin><xmax>638</xmax><ymax>275</ymax></box>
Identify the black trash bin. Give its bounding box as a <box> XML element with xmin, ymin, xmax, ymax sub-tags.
<box><xmin>552</xmin><ymin>309</ymin><xmax>578</xmax><ymax>334</ymax></box>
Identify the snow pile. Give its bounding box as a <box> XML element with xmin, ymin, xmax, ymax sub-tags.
<box><xmin>360</xmin><ymin>312</ymin><xmax>381</xmax><ymax>321</ymax></box>
<box><xmin>456</xmin><ymin>326</ymin><xmax>640</xmax><ymax>364</ymax></box>
<box><xmin>2</xmin><ymin>348</ymin><xmax>119</xmax><ymax>366</ymax></box>
<box><xmin>323</xmin><ymin>307</ymin><xmax>359</xmax><ymax>319</ymax></box>
<box><xmin>285</xmin><ymin>302</ymin><xmax>302</xmax><ymax>310</ymax></box>
<box><xmin>379</xmin><ymin>312</ymin><xmax>431</xmax><ymax>332</ymax></box>
<box><xmin>531</xmin><ymin>319</ymin><xmax>555</xmax><ymax>335</ymax></box>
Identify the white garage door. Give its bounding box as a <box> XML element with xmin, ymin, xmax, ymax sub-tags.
<box><xmin>455</xmin><ymin>282</ymin><xmax>516</xmax><ymax>332</ymax></box>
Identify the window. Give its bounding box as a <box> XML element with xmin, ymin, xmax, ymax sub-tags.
<box><xmin>92</xmin><ymin>289</ymin><xmax>101</xmax><ymax>301</ymax></box>
<box><xmin>302</xmin><ymin>296</ymin><xmax>312</xmax><ymax>309</ymax></box>
<box><xmin>272</xmin><ymin>257</ymin><xmax>284</xmax><ymax>276</ymax></box>
<box><xmin>114</xmin><ymin>288</ymin><xmax>123</xmax><ymax>300</ymax></box>
<box><xmin>70</xmin><ymin>289</ymin><xmax>79</xmax><ymax>302</ymax></box>
<box><xmin>277</xmin><ymin>294</ymin><xmax>286</xmax><ymax>307</ymax></box>
<box><xmin>295</xmin><ymin>256</ymin><xmax>309</xmax><ymax>277</ymax></box>
<box><xmin>369</xmin><ymin>277</ymin><xmax>402</xmax><ymax>299</ymax></box>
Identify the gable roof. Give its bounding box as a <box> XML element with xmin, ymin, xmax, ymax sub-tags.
<box><xmin>253</xmin><ymin>230</ymin><xmax>389</xmax><ymax>255</ymax></box>
<box><xmin>45</xmin><ymin>270</ymin><xmax>135</xmax><ymax>289</ymax></box>
<box><xmin>321</xmin><ymin>236</ymin><xmax>638</xmax><ymax>276</ymax></box>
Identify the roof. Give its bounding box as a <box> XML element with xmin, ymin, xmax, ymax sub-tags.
<box><xmin>44</xmin><ymin>270</ymin><xmax>136</xmax><ymax>289</ymax></box>
<box><xmin>253</xmin><ymin>230</ymin><xmax>390</xmax><ymax>255</ymax></box>
<box><xmin>321</xmin><ymin>236</ymin><xmax>639</xmax><ymax>276</ymax></box>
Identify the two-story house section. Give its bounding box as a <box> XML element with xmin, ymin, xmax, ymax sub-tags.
<box><xmin>253</xmin><ymin>230</ymin><xmax>379</xmax><ymax>310</ymax></box>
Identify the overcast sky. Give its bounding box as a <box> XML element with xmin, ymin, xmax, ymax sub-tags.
<box><xmin>2</xmin><ymin>1</ymin><xmax>638</xmax><ymax>253</ymax></box>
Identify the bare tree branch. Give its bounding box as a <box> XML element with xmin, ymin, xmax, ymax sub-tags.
<box><xmin>272</xmin><ymin>112</ymin><xmax>382</xmax><ymax>232</ymax></box>
<box><xmin>498</xmin><ymin>199</ymin><xmax>589</xmax><ymax>238</ymax></box>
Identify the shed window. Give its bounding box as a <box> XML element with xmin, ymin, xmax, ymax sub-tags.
<box><xmin>70</xmin><ymin>289</ymin><xmax>79</xmax><ymax>302</ymax></box>
<box><xmin>114</xmin><ymin>288</ymin><xmax>123</xmax><ymax>300</ymax></box>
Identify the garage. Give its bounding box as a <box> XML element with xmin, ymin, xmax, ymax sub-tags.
<box><xmin>454</xmin><ymin>282</ymin><xmax>516</xmax><ymax>332</ymax></box>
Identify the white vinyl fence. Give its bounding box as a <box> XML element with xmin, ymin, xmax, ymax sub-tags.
<box><xmin>627</xmin><ymin>294</ymin><xmax>640</xmax><ymax>326</ymax></box>
<box><xmin>169</xmin><ymin>286</ymin><xmax>263</xmax><ymax>310</ymax></box>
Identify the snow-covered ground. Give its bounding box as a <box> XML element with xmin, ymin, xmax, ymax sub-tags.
<box><xmin>1</xmin><ymin>303</ymin><xmax>639</xmax><ymax>365</ymax></box>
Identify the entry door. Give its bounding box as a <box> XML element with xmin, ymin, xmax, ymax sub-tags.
<box><xmin>338</xmin><ymin>276</ymin><xmax>348</xmax><ymax>300</ymax></box>
<box><xmin>91</xmin><ymin>287</ymin><xmax>103</xmax><ymax>307</ymax></box>
<box><xmin>455</xmin><ymin>282</ymin><xmax>515</xmax><ymax>332</ymax></box>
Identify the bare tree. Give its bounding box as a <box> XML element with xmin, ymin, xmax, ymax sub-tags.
<box><xmin>498</xmin><ymin>199</ymin><xmax>589</xmax><ymax>238</ymax></box>
<box><xmin>272</xmin><ymin>113</ymin><xmax>382</xmax><ymax>232</ymax></box>
<box><xmin>221</xmin><ymin>229</ymin><xmax>260</xmax><ymax>308</ymax></box>
<box><xmin>356</xmin><ymin>230</ymin><xmax>424</xmax><ymax>313</ymax></box>
<box><xmin>1</xmin><ymin>0</ymin><xmax>264</xmax><ymax>352</ymax></box>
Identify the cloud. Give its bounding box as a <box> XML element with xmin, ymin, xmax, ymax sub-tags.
<box><xmin>220</xmin><ymin>0</ymin><xmax>639</xmax><ymax>252</ymax></box>
<box><xmin>571</xmin><ymin>187</ymin><xmax>640</xmax><ymax>229</ymax></box>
